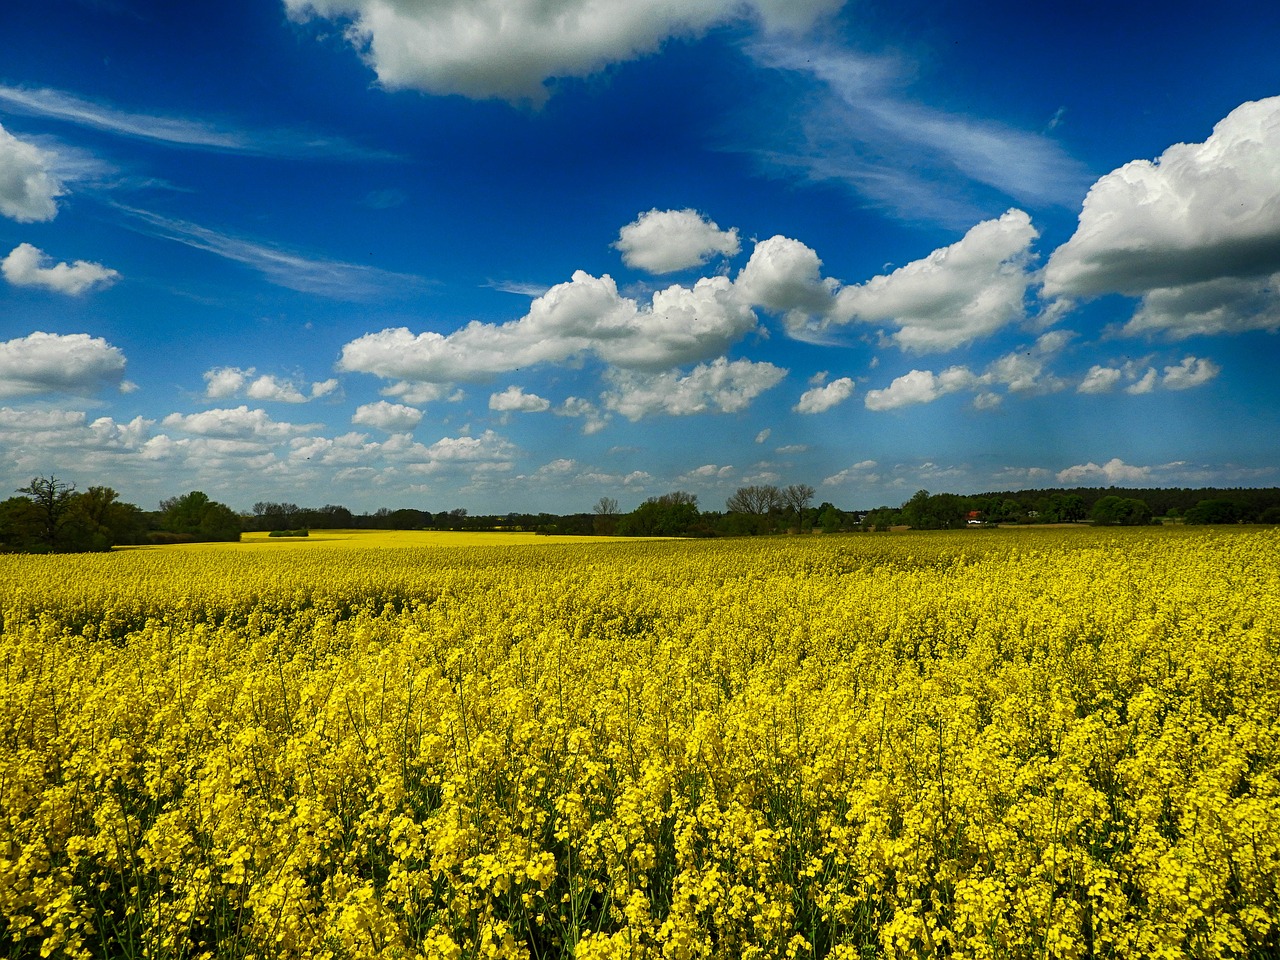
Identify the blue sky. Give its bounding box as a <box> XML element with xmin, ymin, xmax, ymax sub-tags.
<box><xmin>2</xmin><ymin>0</ymin><xmax>1278</xmax><ymax>514</ymax></box>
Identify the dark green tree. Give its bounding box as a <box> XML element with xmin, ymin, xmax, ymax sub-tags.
<box><xmin>1184</xmin><ymin>499</ymin><xmax>1243</xmax><ymax>525</ymax></box>
<box><xmin>68</xmin><ymin>486</ymin><xmax>148</xmax><ymax>550</ymax></box>
<box><xmin>900</xmin><ymin>490</ymin><xmax>932</xmax><ymax>529</ymax></box>
<box><xmin>1091</xmin><ymin>496</ymin><xmax>1153</xmax><ymax>526</ymax></box>
<box><xmin>160</xmin><ymin>491</ymin><xmax>241</xmax><ymax>542</ymax></box>
<box><xmin>1056</xmin><ymin>494</ymin><xmax>1087</xmax><ymax>522</ymax></box>
<box><xmin>619</xmin><ymin>492</ymin><xmax>701</xmax><ymax>536</ymax></box>
<box><xmin>387</xmin><ymin>508</ymin><xmax>430</xmax><ymax>529</ymax></box>
<box><xmin>900</xmin><ymin>490</ymin><xmax>968</xmax><ymax>529</ymax></box>
<box><xmin>0</xmin><ymin>496</ymin><xmax>41</xmax><ymax>551</ymax></box>
<box><xmin>860</xmin><ymin>507</ymin><xmax>900</xmax><ymax>531</ymax></box>
<box><xmin>818</xmin><ymin>503</ymin><xmax>842</xmax><ymax>534</ymax></box>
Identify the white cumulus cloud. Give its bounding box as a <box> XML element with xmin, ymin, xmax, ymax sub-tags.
<box><xmin>823</xmin><ymin>459</ymin><xmax>880</xmax><ymax>486</ymax></box>
<box><xmin>352</xmin><ymin>400</ymin><xmax>424</xmax><ymax>431</ymax></box>
<box><xmin>203</xmin><ymin>367</ymin><xmax>248</xmax><ymax>399</ymax></box>
<box><xmin>830</xmin><ymin>209</ymin><xmax>1040</xmax><ymax>351</ymax></box>
<box><xmin>556</xmin><ymin>396</ymin><xmax>610</xmax><ymax>434</ymax></box>
<box><xmin>794</xmin><ymin>376</ymin><xmax>854</xmax><ymax>413</ymax></box>
<box><xmin>0</xmin><ymin>332</ymin><xmax>127</xmax><ymax>397</ymax></box>
<box><xmin>0</xmin><ymin>408</ymin><xmax>153</xmax><ymax>466</ymax></box>
<box><xmin>410</xmin><ymin>430</ymin><xmax>516</xmax><ymax>472</ymax></box>
<box><xmin>736</xmin><ymin>210</ymin><xmax>1040</xmax><ymax>351</ymax></box>
<box><xmin>1077</xmin><ymin>365</ymin><xmax>1124</xmax><ymax>394</ymax></box>
<box><xmin>380</xmin><ymin>381</ymin><xmax>453</xmax><ymax>405</ymax></box>
<box><xmin>983</xmin><ymin>351</ymin><xmax>1064</xmax><ymax>396</ymax></box>
<box><xmin>202</xmin><ymin>366</ymin><xmax>338</xmax><ymax>403</ymax></box>
<box><xmin>734</xmin><ymin>235</ymin><xmax>839</xmax><ymax>332</ymax></box>
<box><xmin>1056</xmin><ymin>458</ymin><xmax>1156</xmax><ymax>485</ymax></box>
<box><xmin>534</xmin><ymin>458</ymin><xmax>578</xmax><ymax>479</ymax></box>
<box><xmin>284</xmin><ymin>0</ymin><xmax>843</xmax><ymax>103</ymax></box>
<box><xmin>0</xmin><ymin>123</ymin><xmax>63</xmax><ymax>222</ymax></box>
<box><xmin>339</xmin><ymin>270</ymin><xmax>757</xmax><ymax>383</ymax></box>
<box><xmin>1125</xmin><ymin>368</ymin><xmax>1158</xmax><ymax>395</ymax></box>
<box><xmin>1043</xmin><ymin>96</ymin><xmax>1280</xmax><ymax>338</ymax></box>
<box><xmin>1075</xmin><ymin>355</ymin><xmax>1219</xmax><ymax>395</ymax></box>
<box><xmin>863</xmin><ymin>367</ymin><xmax>976</xmax><ymax>411</ymax></box>
<box><xmin>680</xmin><ymin>463</ymin><xmax>735</xmax><ymax>482</ymax></box>
<box><xmin>1124</xmin><ymin>274</ymin><xmax>1280</xmax><ymax>338</ymax></box>
<box><xmin>311</xmin><ymin>378</ymin><xmax>341</xmax><ymax>399</ymax></box>
<box><xmin>863</xmin><ymin>331</ymin><xmax>1068</xmax><ymax>410</ymax></box>
<box><xmin>614</xmin><ymin>208</ymin><xmax>740</xmax><ymax>274</ymax></box>
<box><xmin>140</xmin><ymin>434</ymin><xmax>280</xmax><ymax>470</ymax></box>
<box><xmin>161</xmin><ymin>406</ymin><xmax>316</xmax><ymax>439</ymax></box>
<box><xmin>603</xmin><ymin>357</ymin><xmax>786</xmax><ymax>420</ymax></box>
<box><xmin>489</xmin><ymin>385</ymin><xmax>552</xmax><ymax>413</ymax></box>
<box><xmin>1161</xmin><ymin>356</ymin><xmax>1221</xmax><ymax>390</ymax></box>
<box><xmin>245</xmin><ymin>375</ymin><xmax>310</xmax><ymax>404</ymax></box>
<box><xmin>2</xmin><ymin>243</ymin><xmax>118</xmax><ymax>295</ymax></box>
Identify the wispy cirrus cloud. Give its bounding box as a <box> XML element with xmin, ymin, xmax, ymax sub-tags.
<box><xmin>0</xmin><ymin>84</ymin><xmax>397</xmax><ymax>161</ymax></box>
<box><xmin>484</xmin><ymin>278</ymin><xmax>553</xmax><ymax>297</ymax></box>
<box><xmin>113</xmin><ymin>205</ymin><xmax>423</xmax><ymax>299</ymax></box>
<box><xmin>742</xmin><ymin>42</ymin><xmax>1092</xmax><ymax>227</ymax></box>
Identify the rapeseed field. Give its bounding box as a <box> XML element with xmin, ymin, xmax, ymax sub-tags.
<box><xmin>1</xmin><ymin>527</ymin><xmax>1277</xmax><ymax>959</ymax></box>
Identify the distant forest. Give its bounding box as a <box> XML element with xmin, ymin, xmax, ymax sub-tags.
<box><xmin>3</xmin><ymin>474</ymin><xmax>1280</xmax><ymax>553</ymax></box>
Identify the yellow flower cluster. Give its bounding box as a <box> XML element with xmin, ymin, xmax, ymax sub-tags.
<box><xmin>1</xmin><ymin>527</ymin><xmax>1278</xmax><ymax>959</ymax></box>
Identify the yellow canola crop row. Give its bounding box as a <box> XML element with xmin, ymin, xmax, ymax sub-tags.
<box><xmin>129</xmin><ymin>530</ymin><xmax>643</xmax><ymax>551</ymax></box>
<box><xmin>1</xmin><ymin>527</ymin><xmax>1278</xmax><ymax>959</ymax></box>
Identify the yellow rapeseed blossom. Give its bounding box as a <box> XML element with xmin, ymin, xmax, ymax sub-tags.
<box><xmin>1</xmin><ymin>526</ymin><xmax>1278</xmax><ymax>958</ymax></box>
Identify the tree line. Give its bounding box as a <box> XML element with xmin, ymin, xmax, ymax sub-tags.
<box><xmin>606</xmin><ymin>484</ymin><xmax>1280</xmax><ymax>536</ymax></box>
<box><xmin>0</xmin><ymin>478</ymin><xmax>241</xmax><ymax>553</ymax></box>
<box><xmin>856</xmin><ymin>487</ymin><xmax>1280</xmax><ymax>530</ymax></box>
<box><xmin>5</xmin><ymin>474</ymin><xmax>1280</xmax><ymax>553</ymax></box>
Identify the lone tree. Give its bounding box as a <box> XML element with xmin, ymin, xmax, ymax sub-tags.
<box><xmin>592</xmin><ymin>496</ymin><xmax>620</xmax><ymax>535</ymax></box>
<box><xmin>781</xmin><ymin>483</ymin><xmax>816</xmax><ymax>531</ymax></box>
<box><xmin>725</xmin><ymin>484</ymin><xmax>782</xmax><ymax>515</ymax></box>
<box><xmin>17</xmin><ymin>476</ymin><xmax>77</xmax><ymax>550</ymax></box>
<box><xmin>724</xmin><ymin>484</ymin><xmax>785</xmax><ymax>535</ymax></box>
